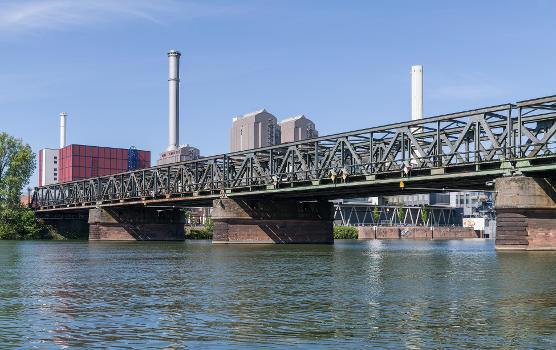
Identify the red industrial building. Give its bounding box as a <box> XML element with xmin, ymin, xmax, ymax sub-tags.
<box><xmin>55</xmin><ymin>145</ymin><xmax>150</xmax><ymax>183</ymax></box>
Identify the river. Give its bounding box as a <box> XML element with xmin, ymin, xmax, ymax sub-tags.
<box><xmin>0</xmin><ymin>239</ymin><xmax>554</xmax><ymax>349</ymax></box>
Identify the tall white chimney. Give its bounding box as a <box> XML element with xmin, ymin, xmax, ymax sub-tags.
<box><xmin>167</xmin><ymin>50</ymin><xmax>181</xmax><ymax>151</ymax></box>
<box><xmin>411</xmin><ymin>65</ymin><xmax>423</xmax><ymax>121</ymax></box>
<box><xmin>59</xmin><ymin>112</ymin><xmax>67</xmax><ymax>148</ymax></box>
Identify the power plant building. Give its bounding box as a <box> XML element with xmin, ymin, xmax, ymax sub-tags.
<box><xmin>38</xmin><ymin>148</ymin><xmax>60</xmax><ymax>186</ymax></box>
<box><xmin>279</xmin><ymin>115</ymin><xmax>318</xmax><ymax>143</ymax></box>
<box><xmin>57</xmin><ymin>145</ymin><xmax>150</xmax><ymax>183</ymax></box>
<box><xmin>230</xmin><ymin>109</ymin><xmax>281</xmax><ymax>152</ymax></box>
<box><xmin>157</xmin><ymin>144</ymin><xmax>200</xmax><ymax>166</ymax></box>
<box><xmin>158</xmin><ymin>50</ymin><xmax>203</xmax><ymax>165</ymax></box>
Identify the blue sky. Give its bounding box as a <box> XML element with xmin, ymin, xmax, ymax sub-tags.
<box><xmin>0</xmin><ymin>0</ymin><xmax>554</xmax><ymax>187</ymax></box>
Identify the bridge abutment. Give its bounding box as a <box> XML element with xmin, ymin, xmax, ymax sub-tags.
<box><xmin>88</xmin><ymin>207</ymin><xmax>184</xmax><ymax>241</ymax></box>
<box><xmin>495</xmin><ymin>176</ymin><xmax>556</xmax><ymax>250</ymax></box>
<box><xmin>212</xmin><ymin>198</ymin><xmax>333</xmax><ymax>243</ymax></box>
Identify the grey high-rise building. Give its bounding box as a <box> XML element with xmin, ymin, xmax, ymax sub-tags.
<box><xmin>230</xmin><ymin>109</ymin><xmax>281</xmax><ymax>152</ymax></box>
<box><xmin>278</xmin><ymin>115</ymin><xmax>318</xmax><ymax>143</ymax></box>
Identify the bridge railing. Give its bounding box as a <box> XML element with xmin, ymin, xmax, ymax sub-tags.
<box><xmin>31</xmin><ymin>95</ymin><xmax>556</xmax><ymax>209</ymax></box>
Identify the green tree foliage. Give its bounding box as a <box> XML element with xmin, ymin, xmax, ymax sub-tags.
<box><xmin>0</xmin><ymin>133</ymin><xmax>45</xmax><ymax>239</ymax></box>
<box><xmin>333</xmin><ymin>225</ymin><xmax>358</xmax><ymax>239</ymax></box>
<box><xmin>185</xmin><ymin>215</ymin><xmax>214</xmax><ymax>239</ymax></box>
<box><xmin>397</xmin><ymin>204</ymin><xmax>404</xmax><ymax>224</ymax></box>
<box><xmin>373</xmin><ymin>205</ymin><xmax>380</xmax><ymax>223</ymax></box>
<box><xmin>0</xmin><ymin>133</ymin><xmax>35</xmax><ymax>207</ymax></box>
<box><xmin>204</xmin><ymin>215</ymin><xmax>213</xmax><ymax>233</ymax></box>
<box><xmin>421</xmin><ymin>205</ymin><xmax>428</xmax><ymax>225</ymax></box>
<box><xmin>0</xmin><ymin>207</ymin><xmax>48</xmax><ymax>240</ymax></box>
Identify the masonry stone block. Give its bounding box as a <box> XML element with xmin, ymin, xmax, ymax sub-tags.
<box><xmin>88</xmin><ymin>207</ymin><xmax>184</xmax><ymax>241</ymax></box>
<box><xmin>212</xmin><ymin>198</ymin><xmax>333</xmax><ymax>243</ymax></box>
<box><xmin>495</xmin><ymin>176</ymin><xmax>556</xmax><ymax>250</ymax></box>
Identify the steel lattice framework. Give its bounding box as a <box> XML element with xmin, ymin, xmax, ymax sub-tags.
<box><xmin>32</xmin><ymin>96</ymin><xmax>556</xmax><ymax>212</ymax></box>
<box><xmin>333</xmin><ymin>203</ymin><xmax>460</xmax><ymax>227</ymax></box>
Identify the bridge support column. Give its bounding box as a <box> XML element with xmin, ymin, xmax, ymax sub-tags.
<box><xmin>88</xmin><ymin>207</ymin><xmax>184</xmax><ymax>241</ymax></box>
<box><xmin>495</xmin><ymin>176</ymin><xmax>556</xmax><ymax>250</ymax></box>
<box><xmin>212</xmin><ymin>198</ymin><xmax>333</xmax><ymax>243</ymax></box>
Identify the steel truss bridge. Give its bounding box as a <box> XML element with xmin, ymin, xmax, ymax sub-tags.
<box><xmin>32</xmin><ymin>95</ymin><xmax>556</xmax><ymax>212</ymax></box>
<box><xmin>333</xmin><ymin>203</ymin><xmax>461</xmax><ymax>227</ymax></box>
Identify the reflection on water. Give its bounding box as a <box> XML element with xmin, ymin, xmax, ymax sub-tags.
<box><xmin>0</xmin><ymin>239</ymin><xmax>554</xmax><ymax>349</ymax></box>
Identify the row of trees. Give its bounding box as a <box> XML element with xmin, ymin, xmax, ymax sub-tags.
<box><xmin>0</xmin><ymin>132</ymin><xmax>49</xmax><ymax>239</ymax></box>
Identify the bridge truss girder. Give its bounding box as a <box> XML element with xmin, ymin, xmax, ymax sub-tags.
<box><xmin>32</xmin><ymin>96</ymin><xmax>556</xmax><ymax>211</ymax></box>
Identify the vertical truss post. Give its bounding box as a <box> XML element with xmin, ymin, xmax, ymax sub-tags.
<box><xmin>249</xmin><ymin>156</ymin><xmax>253</xmax><ymax>186</ymax></box>
<box><xmin>141</xmin><ymin>171</ymin><xmax>145</xmax><ymax>196</ymax></box>
<box><xmin>341</xmin><ymin>141</ymin><xmax>345</xmax><ymax>168</ymax></box>
<box><xmin>97</xmin><ymin>178</ymin><xmax>102</xmax><ymax>201</ymax></box>
<box><xmin>517</xmin><ymin>107</ymin><xmax>523</xmax><ymax>157</ymax></box>
<box><xmin>474</xmin><ymin>118</ymin><xmax>480</xmax><ymax>163</ymax></box>
<box><xmin>290</xmin><ymin>150</ymin><xmax>295</xmax><ymax>179</ymax></box>
<box><xmin>369</xmin><ymin>132</ymin><xmax>374</xmax><ymax>173</ymax></box>
<box><xmin>210</xmin><ymin>162</ymin><xmax>214</xmax><ymax>190</ymax></box>
<box><xmin>506</xmin><ymin>106</ymin><xmax>512</xmax><ymax>158</ymax></box>
<box><xmin>314</xmin><ymin>142</ymin><xmax>319</xmax><ymax>171</ymax></box>
<box><xmin>223</xmin><ymin>155</ymin><xmax>228</xmax><ymax>188</ymax></box>
<box><xmin>401</xmin><ymin>133</ymin><xmax>406</xmax><ymax>161</ymax></box>
<box><xmin>194</xmin><ymin>162</ymin><xmax>198</xmax><ymax>186</ymax></box>
<box><xmin>269</xmin><ymin>150</ymin><xmax>273</xmax><ymax>175</ymax></box>
<box><xmin>166</xmin><ymin>167</ymin><xmax>170</xmax><ymax>194</ymax></box>
<box><xmin>436</xmin><ymin>121</ymin><xmax>441</xmax><ymax>167</ymax></box>
<box><xmin>120</xmin><ymin>174</ymin><xmax>124</xmax><ymax>199</ymax></box>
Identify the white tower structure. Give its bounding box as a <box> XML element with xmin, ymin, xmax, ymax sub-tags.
<box><xmin>411</xmin><ymin>65</ymin><xmax>423</xmax><ymax>121</ymax></box>
<box><xmin>59</xmin><ymin>112</ymin><xmax>67</xmax><ymax>148</ymax></box>
<box><xmin>167</xmin><ymin>50</ymin><xmax>181</xmax><ymax>151</ymax></box>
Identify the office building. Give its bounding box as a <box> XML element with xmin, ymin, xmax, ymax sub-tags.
<box><xmin>230</xmin><ymin>109</ymin><xmax>281</xmax><ymax>152</ymax></box>
<box><xmin>278</xmin><ymin>115</ymin><xmax>318</xmax><ymax>143</ymax></box>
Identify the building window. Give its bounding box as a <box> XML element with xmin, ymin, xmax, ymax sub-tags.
<box><xmin>54</xmin><ymin>156</ymin><xmax>57</xmax><ymax>159</ymax></box>
<box><xmin>54</xmin><ymin>160</ymin><xmax>57</xmax><ymax>164</ymax></box>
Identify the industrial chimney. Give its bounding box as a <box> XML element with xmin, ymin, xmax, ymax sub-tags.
<box><xmin>167</xmin><ymin>50</ymin><xmax>181</xmax><ymax>151</ymax></box>
<box><xmin>59</xmin><ymin>112</ymin><xmax>67</xmax><ymax>148</ymax></box>
<box><xmin>411</xmin><ymin>65</ymin><xmax>423</xmax><ymax>121</ymax></box>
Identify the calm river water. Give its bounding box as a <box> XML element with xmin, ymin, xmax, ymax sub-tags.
<box><xmin>0</xmin><ymin>239</ymin><xmax>554</xmax><ymax>349</ymax></box>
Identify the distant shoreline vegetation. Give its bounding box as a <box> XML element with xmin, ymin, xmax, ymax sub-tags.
<box><xmin>333</xmin><ymin>226</ymin><xmax>358</xmax><ymax>239</ymax></box>
<box><xmin>184</xmin><ymin>214</ymin><xmax>213</xmax><ymax>239</ymax></box>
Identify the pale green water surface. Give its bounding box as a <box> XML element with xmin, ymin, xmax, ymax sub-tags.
<box><xmin>0</xmin><ymin>239</ymin><xmax>554</xmax><ymax>349</ymax></box>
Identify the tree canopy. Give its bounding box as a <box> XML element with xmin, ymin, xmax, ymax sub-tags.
<box><xmin>0</xmin><ymin>132</ymin><xmax>35</xmax><ymax>208</ymax></box>
<box><xmin>0</xmin><ymin>132</ymin><xmax>45</xmax><ymax>239</ymax></box>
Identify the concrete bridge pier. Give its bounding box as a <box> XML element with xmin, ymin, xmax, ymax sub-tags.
<box><xmin>212</xmin><ymin>198</ymin><xmax>333</xmax><ymax>243</ymax></box>
<box><xmin>88</xmin><ymin>207</ymin><xmax>184</xmax><ymax>241</ymax></box>
<box><xmin>495</xmin><ymin>176</ymin><xmax>556</xmax><ymax>250</ymax></box>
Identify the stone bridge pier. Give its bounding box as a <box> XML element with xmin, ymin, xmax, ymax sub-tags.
<box><xmin>495</xmin><ymin>176</ymin><xmax>556</xmax><ymax>250</ymax></box>
<box><xmin>212</xmin><ymin>198</ymin><xmax>333</xmax><ymax>243</ymax></box>
<box><xmin>88</xmin><ymin>207</ymin><xmax>184</xmax><ymax>241</ymax></box>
